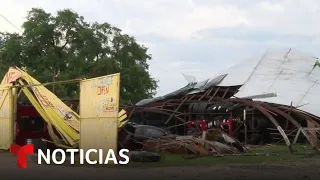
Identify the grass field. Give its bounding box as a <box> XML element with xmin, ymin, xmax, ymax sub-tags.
<box><xmin>126</xmin><ymin>144</ymin><xmax>319</xmax><ymax>167</ymax></box>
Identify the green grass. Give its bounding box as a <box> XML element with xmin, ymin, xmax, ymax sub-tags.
<box><xmin>123</xmin><ymin>144</ymin><xmax>319</xmax><ymax>168</ymax></box>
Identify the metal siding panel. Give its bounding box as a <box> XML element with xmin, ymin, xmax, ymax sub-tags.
<box><xmin>0</xmin><ymin>87</ymin><xmax>13</xmax><ymax>150</ymax></box>
<box><xmin>80</xmin><ymin>117</ymin><xmax>118</xmax><ymax>160</ymax></box>
<box><xmin>80</xmin><ymin>73</ymin><xmax>120</xmax><ymax>161</ymax></box>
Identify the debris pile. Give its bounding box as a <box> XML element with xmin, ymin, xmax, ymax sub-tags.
<box><xmin>123</xmin><ymin>48</ymin><xmax>320</xmax><ymax>153</ymax></box>
<box><xmin>0</xmin><ymin>66</ymin><xmax>128</xmax><ymax>150</ymax></box>
<box><xmin>141</xmin><ymin>129</ymin><xmax>247</xmax><ymax>156</ymax></box>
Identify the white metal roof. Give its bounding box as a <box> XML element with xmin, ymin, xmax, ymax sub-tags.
<box><xmin>138</xmin><ymin>47</ymin><xmax>320</xmax><ymax>118</ymax></box>
<box><xmin>215</xmin><ymin>55</ymin><xmax>261</xmax><ymax>86</ymax></box>
<box><xmin>216</xmin><ymin>48</ymin><xmax>320</xmax><ymax>117</ymax></box>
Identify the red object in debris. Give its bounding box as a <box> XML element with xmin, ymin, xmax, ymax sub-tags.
<box><xmin>216</xmin><ymin>115</ymin><xmax>234</xmax><ymax>136</ymax></box>
<box><xmin>188</xmin><ymin>115</ymin><xmax>235</xmax><ymax>136</ymax></box>
<box><xmin>228</xmin><ymin>115</ymin><xmax>234</xmax><ymax>137</ymax></box>
<box><xmin>187</xmin><ymin>120</ymin><xmax>208</xmax><ymax>131</ymax></box>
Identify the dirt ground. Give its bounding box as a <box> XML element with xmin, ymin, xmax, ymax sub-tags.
<box><xmin>1</xmin><ymin>152</ymin><xmax>319</xmax><ymax>180</ymax></box>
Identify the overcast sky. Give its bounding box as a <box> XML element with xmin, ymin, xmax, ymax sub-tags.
<box><xmin>1</xmin><ymin>0</ymin><xmax>319</xmax><ymax>96</ymax></box>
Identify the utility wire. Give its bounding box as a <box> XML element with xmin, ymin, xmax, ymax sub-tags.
<box><xmin>0</xmin><ymin>13</ymin><xmax>23</xmax><ymax>33</ymax></box>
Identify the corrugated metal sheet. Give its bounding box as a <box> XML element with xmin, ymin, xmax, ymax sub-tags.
<box><xmin>15</xmin><ymin>67</ymin><xmax>80</xmax><ymax>148</ymax></box>
<box><xmin>79</xmin><ymin>73</ymin><xmax>120</xmax><ymax>161</ymax></box>
<box><xmin>0</xmin><ymin>87</ymin><xmax>13</xmax><ymax>150</ymax></box>
<box><xmin>231</xmin><ymin>48</ymin><xmax>320</xmax><ymax>117</ymax></box>
<box><xmin>214</xmin><ymin>56</ymin><xmax>262</xmax><ymax>86</ymax></box>
<box><xmin>136</xmin><ymin>74</ymin><xmax>227</xmax><ymax>106</ymax></box>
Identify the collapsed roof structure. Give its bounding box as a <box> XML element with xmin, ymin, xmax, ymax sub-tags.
<box><xmin>0</xmin><ymin>67</ymin><xmax>128</xmax><ymax>150</ymax></box>
<box><xmin>124</xmin><ymin>48</ymin><xmax>320</xmax><ymax>152</ymax></box>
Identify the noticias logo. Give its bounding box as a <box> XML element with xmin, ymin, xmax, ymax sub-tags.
<box><xmin>10</xmin><ymin>144</ymin><xmax>130</xmax><ymax>168</ymax></box>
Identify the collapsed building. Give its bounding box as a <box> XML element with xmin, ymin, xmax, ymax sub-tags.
<box><xmin>0</xmin><ymin>66</ymin><xmax>245</xmax><ymax>157</ymax></box>
<box><xmin>1</xmin><ymin>47</ymin><xmax>320</xmax><ymax>157</ymax></box>
<box><xmin>0</xmin><ymin>67</ymin><xmax>127</xmax><ymax>151</ymax></box>
<box><xmin>124</xmin><ymin>48</ymin><xmax>320</xmax><ymax>152</ymax></box>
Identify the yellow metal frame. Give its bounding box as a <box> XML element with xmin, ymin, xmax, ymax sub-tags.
<box><xmin>0</xmin><ymin>67</ymin><xmax>128</xmax><ymax>150</ymax></box>
<box><xmin>79</xmin><ymin>73</ymin><xmax>121</xmax><ymax>160</ymax></box>
<box><xmin>0</xmin><ymin>86</ymin><xmax>14</xmax><ymax>150</ymax></box>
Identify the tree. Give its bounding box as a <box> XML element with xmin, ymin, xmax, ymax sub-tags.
<box><xmin>0</xmin><ymin>8</ymin><xmax>158</xmax><ymax>104</ymax></box>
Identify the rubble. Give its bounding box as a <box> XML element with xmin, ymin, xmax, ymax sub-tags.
<box><xmin>123</xmin><ymin>48</ymin><xmax>320</xmax><ymax>153</ymax></box>
<box><xmin>141</xmin><ymin>129</ymin><xmax>247</xmax><ymax>156</ymax></box>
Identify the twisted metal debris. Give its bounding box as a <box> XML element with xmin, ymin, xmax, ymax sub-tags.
<box><xmin>123</xmin><ymin>48</ymin><xmax>320</xmax><ymax>153</ymax></box>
